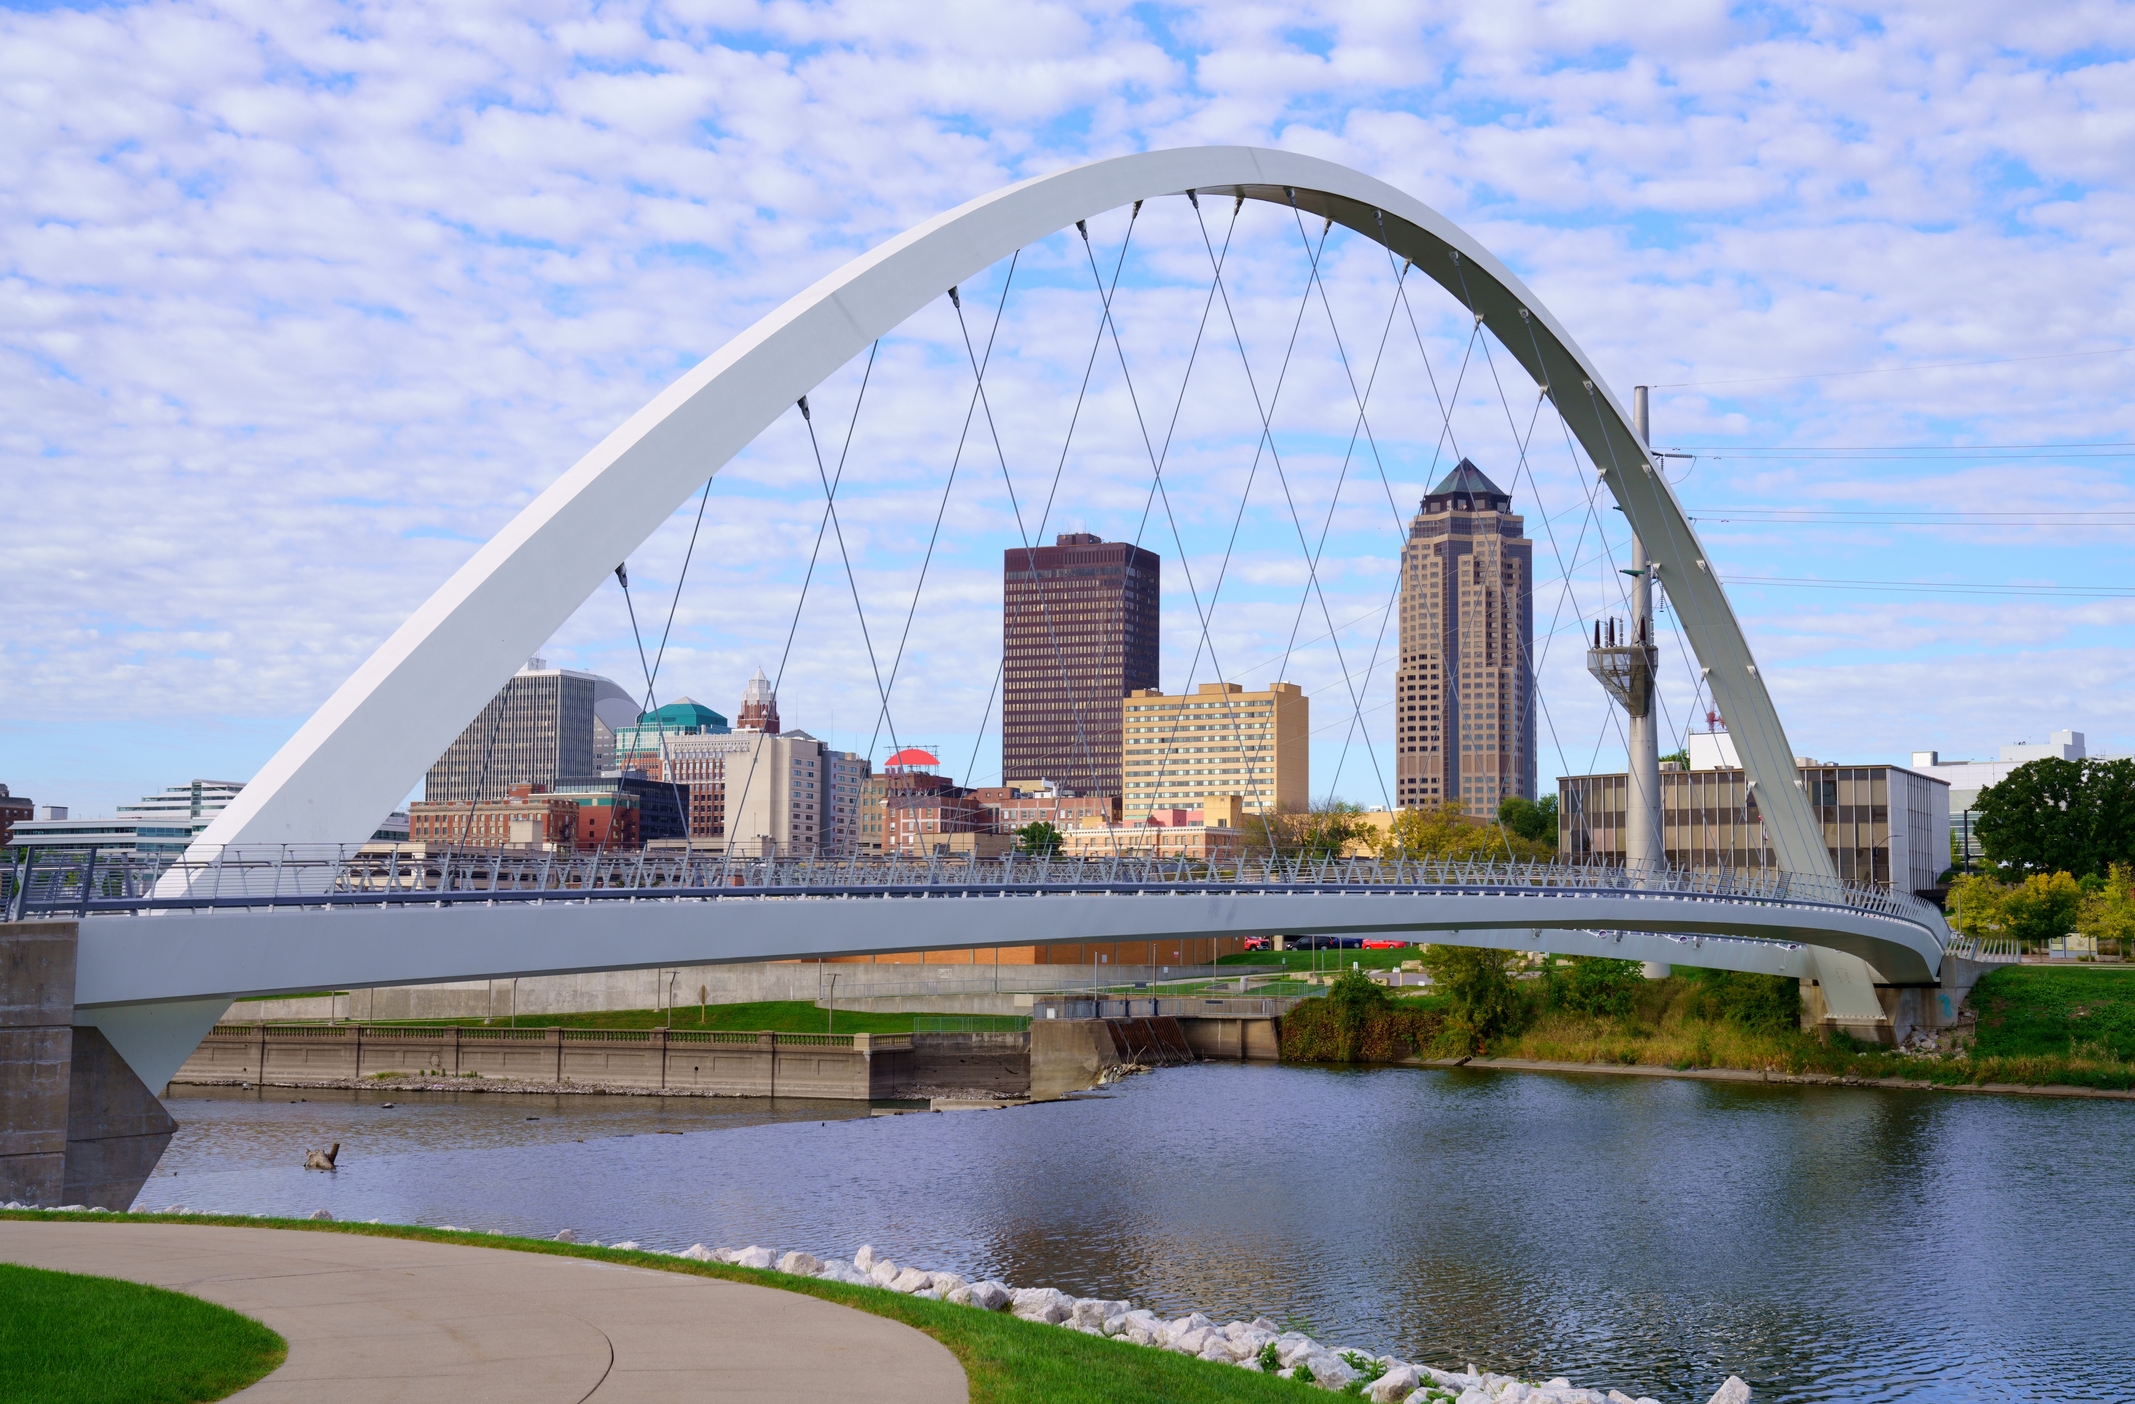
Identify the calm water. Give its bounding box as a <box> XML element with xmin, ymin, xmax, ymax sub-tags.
<box><xmin>155</xmin><ymin>1065</ymin><xmax>2131</xmax><ymax>1403</ymax></box>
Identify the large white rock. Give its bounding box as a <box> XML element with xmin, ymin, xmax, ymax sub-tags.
<box><xmin>731</xmin><ymin>1246</ymin><xmax>776</xmax><ymax>1270</ymax></box>
<box><xmin>1302</xmin><ymin>1351</ymin><xmax>1357</xmax><ymax>1389</ymax></box>
<box><xmin>1197</xmin><ymin>1339</ymin><xmax>1235</xmax><ymax>1363</ymax></box>
<box><xmin>1277</xmin><ymin>1337</ymin><xmax>1320</xmax><ymax>1370</ymax></box>
<box><xmin>931</xmin><ymin>1272</ymin><xmax>968</xmax><ymax>1295</ymax></box>
<box><xmin>1123</xmin><ymin>1328</ymin><xmax>1158</xmax><ymax>1347</ymax></box>
<box><xmin>679</xmin><ymin>1244</ymin><xmax>716</xmax><ymax>1262</ymax></box>
<box><xmin>1706</xmin><ymin>1379</ymin><xmax>1751</xmax><ymax>1404</ymax></box>
<box><xmin>965</xmin><ymin>1280</ymin><xmax>1013</xmax><ymax>1312</ymax></box>
<box><xmin>1455</xmin><ymin>1391</ymin><xmax>1493</xmax><ymax>1404</ymax></box>
<box><xmin>777</xmin><ymin>1251</ymin><xmax>822</xmax><ymax>1276</ymax></box>
<box><xmin>1371</xmin><ymin>1365</ymin><xmax>1422</xmax><ymax>1402</ymax></box>
<box><xmin>1170</xmin><ymin>1327</ymin><xmax>1216</xmax><ymax>1356</ymax></box>
<box><xmin>890</xmin><ymin>1267</ymin><xmax>935</xmax><ymax>1293</ymax></box>
<box><xmin>1070</xmin><ymin>1298</ymin><xmax>1131</xmax><ymax>1331</ymax></box>
<box><xmin>854</xmin><ymin>1244</ymin><xmax>878</xmax><ymax>1271</ymax></box>
<box><xmin>868</xmin><ymin>1259</ymin><xmax>903</xmax><ymax>1287</ymax></box>
<box><xmin>1010</xmin><ymin>1286</ymin><xmax>1075</xmax><ymax>1324</ymax></box>
<box><xmin>1120</xmin><ymin>1309</ymin><xmax>1163</xmax><ymax>1336</ymax></box>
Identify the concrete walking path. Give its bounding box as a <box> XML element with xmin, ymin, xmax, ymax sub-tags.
<box><xmin>0</xmin><ymin>1220</ymin><xmax>968</xmax><ymax>1402</ymax></box>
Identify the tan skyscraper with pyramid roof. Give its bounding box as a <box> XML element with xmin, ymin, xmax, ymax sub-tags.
<box><xmin>1393</xmin><ymin>460</ymin><xmax>1536</xmax><ymax>817</ymax></box>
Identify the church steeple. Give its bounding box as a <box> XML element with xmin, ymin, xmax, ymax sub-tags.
<box><xmin>736</xmin><ymin>668</ymin><xmax>780</xmax><ymax>734</ymax></box>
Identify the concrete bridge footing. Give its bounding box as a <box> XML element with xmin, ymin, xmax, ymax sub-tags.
<box><xmin>0</xmin><ymin>920</ymin><xmax>174</xmax><ymax>1209</ymax></box>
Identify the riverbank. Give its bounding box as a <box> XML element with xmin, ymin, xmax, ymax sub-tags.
<box><xmin>1281</xmin><ymin>965</ymin><xmax>2135</xmax><ymax>1093</ymax></box>
<box><xmin>0</xmin><ymin>1208</ymin><xmax>1742</xmax><ymax>1404</ymax></box>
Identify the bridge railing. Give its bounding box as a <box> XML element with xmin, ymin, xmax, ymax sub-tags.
<box><xmin>3</xmin><ymin>842</ymin><xmax>1947</xmax><ymax>939</ymax></box>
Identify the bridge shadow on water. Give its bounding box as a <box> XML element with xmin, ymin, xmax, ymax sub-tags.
<box><xmin>156</xmin><ymin>1063</ymin><xmax>2128</xmax><ymax>1403</ymax></box>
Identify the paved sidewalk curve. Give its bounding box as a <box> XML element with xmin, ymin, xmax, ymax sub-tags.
<box><xmin>0</xmin><ymin>1221</ymin><xmax>968</xmax><ymax>1403</ymax></box>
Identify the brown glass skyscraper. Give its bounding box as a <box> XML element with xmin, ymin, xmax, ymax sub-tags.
<box><xmin>1002</xmin><ymin>533</ymin><xmax>1159</xmax><ymax>795</ymax></box>
<box><xmin>1394</xmin><ymin>461</ymin><xmax>1536</xmax><ymax>817</ymax></box>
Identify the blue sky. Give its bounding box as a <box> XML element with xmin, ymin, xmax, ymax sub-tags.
<box><xmin>5</xmin><ymin>0</ymin><xmax>2133</xmax><ymax>819</ymax></box>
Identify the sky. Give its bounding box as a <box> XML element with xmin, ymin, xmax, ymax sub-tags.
<box><xmin>5</xmin><ymin>0</ymin><xmax>2133</xmax><ymax>821</ymax></box>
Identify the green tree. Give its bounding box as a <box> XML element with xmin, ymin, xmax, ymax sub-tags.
<box><xmin>1417</xmin><ymin>944</ymin><xmax>1524</xmax><ymax>1050</ymax></box>
<box><xmin>2078</xmin><ymin>862</ymin><xmax>2135</xmax><ymax>959</ymax></box>
<box><xmin>1497</xmin><ymin>795</ymin><xmax>1559</xmax><ymax>850</ymax></box>
<box><xmin>1376</xmin><ymin>801</ymin><xmax>1551</xmax><ymax>862</ymax></box>
<box><xmin>1543</xmin><ymin>955</ymin><xmax>1641</xmax><ymax>1016</ymax></box>
<box><xmin>1946</xmin><ymin>870</ymin><xmax>2009</xmax><ymax>941</ymax></box>
<box><xmin>1999</xmin><ymin>871</ymin><xmax>2084</xmax><ymax>949</ymax></box>
<box><xmin>1246</xmin><ymin>801</ymin><xmax>1370</xmax><ymax>860</ymax></box>
<box><xmin>1014</xmin><ymin>820</ymin><xmax>1063</xmax><ymax>857</ymax></box>
<box><xmin>1974</xmin><ymin>756</ymin><xmax>2135</xmax><ymax>878</ymax></box>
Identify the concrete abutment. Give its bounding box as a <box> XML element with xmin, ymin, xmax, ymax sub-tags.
<box><xmin>1</xmin><ymin>920</ymin><xmax>176</xmax><ymax>1209</ymax></box>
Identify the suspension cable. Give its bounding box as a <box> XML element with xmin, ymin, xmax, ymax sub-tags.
<box><xmin>954</xmin><ymin>229</ymin><xmax>1126</xmax><ymax>846</ymax></box>
<box><xmin>722</xmin><ymin>356</ymin><xmax>878</xmax><ymax>867</ymax></box>
<box><xmin>869</xmin><ymin>260</ymin><xmax>1019</xmax><ymax>769</ymax></box>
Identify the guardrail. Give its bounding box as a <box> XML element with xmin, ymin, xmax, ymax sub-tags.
<box><xmin>1943</xmin><ymin>936</ymin><xmax>2021</xmax><ymax>964</ymax></box>
<box><xmin>2</xmin><ymin>842</ymin><xmax>1946</xmax><ymax>941</ymax></box>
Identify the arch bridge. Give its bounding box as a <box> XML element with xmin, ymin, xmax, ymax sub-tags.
<box><xmin>12</xmin><ymin>148</ymin><xmax>1956</xmax><ymax>1139</ymax></box>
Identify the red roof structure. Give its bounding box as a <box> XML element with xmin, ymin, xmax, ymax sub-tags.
<box><xmin>884</xmin><ymin>747</ymin><xmax>940</xmax><ymax>772</ymax></box>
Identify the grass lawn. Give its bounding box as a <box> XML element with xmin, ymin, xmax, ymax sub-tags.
<box><xmin>0</xmin><ymin>1260</ymin><xmax>285</xmax><ymax>1404</ymax></box>
<box><xmin>1968</xmin><ymin>965</ymin><xmax>2135</xmax><ymax>1060</ymax></box>
<box><xmin>0</xmin><ymin>1213</ymin><xmax>1310</xmax><ymax>1404</ymax></box>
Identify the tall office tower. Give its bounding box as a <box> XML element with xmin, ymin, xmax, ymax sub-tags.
<box><xmin>1001</xmin><ymin>533</ymin><xmax>1159</xmax><ymax>796</ymax></box>
<box><xmin>1393</xmin><ymin>460</ymin><xmax>1535</xmax><ymax>817</ymax></box>
<box><xmin>425</xmin><ymin>659</ymin><xmax>635</xmax><ymax>804</ymax></box>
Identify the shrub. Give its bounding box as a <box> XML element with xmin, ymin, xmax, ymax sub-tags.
<box><xmin>1683</xmin><ymin>968</ymin><xmax>1800</xmax><ymax>1031</ymax></box>
<box><xmin>1543</xmin><ymin>956</ymin><xmax>1643</xmax><ymax>1016</ymax></box>
<box><xmin>1277</xmin><ymin>970</ymin><xmax>1445</xmax><ymax>1063</ymax></box>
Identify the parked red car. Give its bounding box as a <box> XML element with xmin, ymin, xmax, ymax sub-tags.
<box><xmin>1360</xmin><ymin>939</ymin><xmax>1410</xmax><ymax>950</ymax></box>
<box><xmin>1242</xmin><ymin>936</ymin><xmax>1274</xmax><ymax>952</ymax></box>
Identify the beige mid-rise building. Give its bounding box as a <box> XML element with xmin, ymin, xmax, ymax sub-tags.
<box><xmin>1119</xmin><ymin>682</ymin><xmax>1306</xmax><ymax>821</ymax></box>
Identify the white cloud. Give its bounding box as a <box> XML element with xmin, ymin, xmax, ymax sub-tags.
<box><xmin>4</xmin><ymin>0</ymin><xmax>2130</xmax><ymax>817</ymax></box>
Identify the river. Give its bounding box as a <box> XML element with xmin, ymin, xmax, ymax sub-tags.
<box><xmin>153</xmin><ymin>1063</ymin><xmax>2130</xmax><ymax>1403</ymax></box>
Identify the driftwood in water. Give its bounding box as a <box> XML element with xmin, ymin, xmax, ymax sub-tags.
<box><xmin>303</xmin><ymin>1142</ymin><xmax>340</xmax><ymax>1171</ymax></box>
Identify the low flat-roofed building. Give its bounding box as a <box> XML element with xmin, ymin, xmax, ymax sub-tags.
<box><xmin>1061</xmin><ymin>794</ymin><xmax>1245</xmax><ymax>860</ymax></box>
<box><xmin>1559</xmin><ymin>731</ymin><xmax>1950</xmax><ymax>896</ymax></box>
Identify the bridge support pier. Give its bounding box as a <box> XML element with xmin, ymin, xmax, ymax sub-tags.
<box><xmin>1</xmin><ymin>921</ymin><xmax>176</xmax><ymax>1209</ymax></box>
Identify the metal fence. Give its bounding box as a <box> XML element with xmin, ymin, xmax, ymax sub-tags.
<box><xmin>3</xmin><ymin>842</ymin><xmax>1946</xmax><ymax>940</ymax></box>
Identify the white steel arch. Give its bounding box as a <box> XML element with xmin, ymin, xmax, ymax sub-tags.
<box><xmin>194</xmin><ymin>147</ymin><xmax>1833</xmax><ymax>884</ymax></box>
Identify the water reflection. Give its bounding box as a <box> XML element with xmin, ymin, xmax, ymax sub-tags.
<box><xmin>158</xmin><ymin>1065</ymin><xmax>2130</xmax><ymax>1403</ymax></box>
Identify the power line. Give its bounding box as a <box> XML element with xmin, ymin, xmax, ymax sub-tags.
<box><xmin>1666</xmin><ymin>440</ymin><xmax>2135</xmax><ymax>453</ymax></box>
<box><xmin>1691</xmin><ymin>511</ymin><xmax>2135</xmax><ymax>527</ymax></box>
<box><xmin>1724</xmin><ymin>573</ymin><xmax>2135</xmax><ymax>598</ymax></box>
<box><xmin>1650</xmin><ymin>345</ymin><xmax>2135</xmax><ymax>390</ymax></box>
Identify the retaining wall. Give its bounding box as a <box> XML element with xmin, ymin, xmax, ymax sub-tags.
<box><xmin>173</xmin><ymin>1024</ymin><xmax>915</xmax><ymax>1100</ymax></box>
